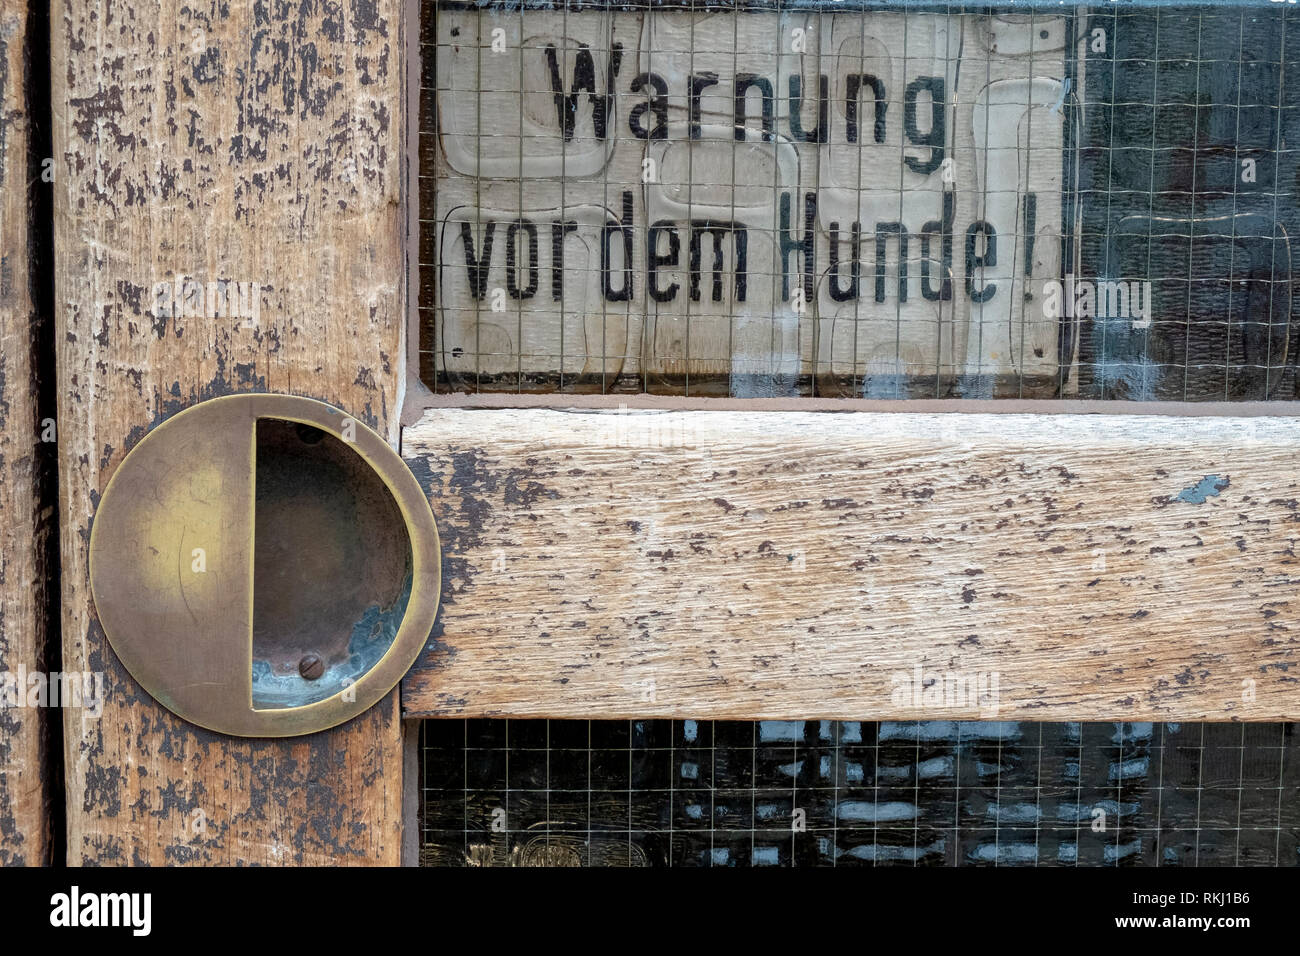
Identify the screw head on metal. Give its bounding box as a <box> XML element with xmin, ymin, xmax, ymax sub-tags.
<box><xmin>299</xmin><ymin>654</ymin><xmax>325</xmax><ymax>681</ymax></box>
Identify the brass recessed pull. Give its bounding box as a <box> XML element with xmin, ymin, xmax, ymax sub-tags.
<box><xmin>88</xmin><ymin>394</ymin><xmax>441</xmax><ymax>737</ymax></box>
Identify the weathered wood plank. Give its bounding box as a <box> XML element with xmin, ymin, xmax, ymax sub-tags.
<box><xmin>404</xmin><ymin>407</ymin><xmax>1300</xmax><ymax>721</ymax></box>
<box><xmin>53</xmin><ymin>0</ymin><xmax>409</xmax><ymax>864</ymax></box>
<box><xmin>0</xmin><ymin>1</ymin><xmax>55</xmax><ymax>867</ymax></box>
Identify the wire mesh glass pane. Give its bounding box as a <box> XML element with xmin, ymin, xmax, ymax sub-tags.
<box><xmin>416</xmin><ymin>0</ymin><xmax>1300</xmax><ymax>867</ymax></box>
<box><xmin>418</xmin><ymin>1</ymin><xmax>1299</xmax><ymax>399</ymax></box>
<box><xmin>421</xmin><ymin>720</ymin><xmax>1300</xmax><ymax>866</ymax></box>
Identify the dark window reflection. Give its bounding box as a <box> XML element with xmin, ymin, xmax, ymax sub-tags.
<box><xmin>420</xmin><ymin>720</ymin><xmax>1300</xmax><ymax>866</ymax></box>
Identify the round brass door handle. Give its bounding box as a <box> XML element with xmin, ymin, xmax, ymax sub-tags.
<box><xmin>89</xmin><ymin>394</ymin><xmax>441</xmax><ymax>737</ymax></box>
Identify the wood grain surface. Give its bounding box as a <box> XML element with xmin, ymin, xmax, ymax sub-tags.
<box><xmin>0</xmin><ymin>1</ymin><xmax>56</xmax><ymax>867</ymax></box>
<box><xmin>53</xmin><ymin>0</ymin><xmax>409</xmax><ymax>864</ymax></box>
<box><xmin>403</xmin><ymin>407</ymin><xmax>1300</xmax><ymax>721</ymax></box>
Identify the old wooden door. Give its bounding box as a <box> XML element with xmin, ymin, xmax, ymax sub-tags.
<box><xmin>2</xmin><ymin>0</ymin><xmax>1299</xmax><ymax>866</ymax></box>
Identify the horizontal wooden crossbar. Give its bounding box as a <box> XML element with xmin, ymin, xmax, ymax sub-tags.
<box><xmin>402</xmin><ymin>407</ymin><xmax>1300</xmax><ymax>721</ymax></box>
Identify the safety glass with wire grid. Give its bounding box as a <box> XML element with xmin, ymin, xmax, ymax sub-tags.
<box><xmin>416</xmin><ymin>0</ymin><xmax>1300</xmax><ymax>865</ymax></box>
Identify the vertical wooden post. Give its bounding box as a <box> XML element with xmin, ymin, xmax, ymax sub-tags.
<box><xmin>52</xmin><ymin>0</ymin><xmax>410</xmax><ymax>863</ymax></box>
<box><xmin>0</xmin><ymin>0</ymin><xmax>56</xmax><ymax>867</ymax></box>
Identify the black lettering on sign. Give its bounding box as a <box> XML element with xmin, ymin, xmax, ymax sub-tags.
<box><xmin>966</xmin><ymin>221</ymin><xmax>997</xmax><ymax>303</ymax></box>
<box><xmin>551</xmin><ymin>220</ymin><xmax>577</xmax><ymax>300</ymax></box>
<box><xmin>460</xmin><ymin>220</ymin><xmax>495</xmax><ymax>300</ymax></box>
<box><xmin>1023</xmin><ymin>192</ymin><xmax>1036</xmax><ymax>278</ymax></box>
<box><xmin>442</xmin><ymin>50</ymin><xmax>1061</xmax><ymax>308</ymax></box>
<box><xmin>920</xmin><ymin>192</ymin><xmax>955</xmax><ymax>302</ymax></box>
<box><xmin>648</xmin><ymin>220</ymin><xmax>681</xmax><ymax>303</ymax></box>
<box><xmin>506</xmin><ymin>219</ymin><xmax>539</xmax><ymax>299</ymax></box>
<box><xmin>602</xmin><ymin>191</ymin><xmax>634</xmax><ymax>302</ymax></box>
<box><xmin>629</xmin><ymin>73</ymin><xmax>668</xmax><ymax>140</ymax></box>
<box><xmin>904</xmin><ymin>77</ymin><xmax>945</xmax><ymax>175</ymax></box>
<box><xmin>689</xmin><ymin>221</ymin><xmax>748</xmax><ymax>303</ymax></box>
<box><xmin>875</xmin><ymin>223</ymin><xmax>908</xmax><ymax>303</ymax></box>
<box><xmin>734</xmin><ymin>74</ymin><xmax>775</xmax><ymax>142</ymax></box>
<box><xmin>789</xmin><ymin>75</ymin><xmax>829</xmax><ymax>144</ymax></box>
<box><xmin>827</xmin><ymin>222</ymin><xmax>862</xmax><ymax>302</ymax></box>
<box><xmin>544</xmin><ymin>41</ymin><xmax>623</xmax><ymax>141</ymax></box>
<box><xmin>778</xmin><ymin>191</ymin><xmax>817</xmax><ymax>302</ymax></box>
<box><xmin>845</xmin><ymin>74</ymin><xmax>887</xmax><ymax>144</ymax></box>
<box><xmin>690</xmin><ymin>72</ymin><xmax>719</xmax><ymax>140</ymax></box>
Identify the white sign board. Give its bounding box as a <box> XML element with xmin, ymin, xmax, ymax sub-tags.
<box><xmin>432</xmin><ymin>5</ymin><xmax>1073</xmax><ymax>396</ymax></box>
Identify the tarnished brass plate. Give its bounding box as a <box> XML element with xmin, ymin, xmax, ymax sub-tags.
<box><xmin>88</xmin><ymin>394</ymin><xmax>441</xmax><ymax>737</ymax></box>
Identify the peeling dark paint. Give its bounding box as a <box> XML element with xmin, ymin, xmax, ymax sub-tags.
<box><xmin>1172</xmin><ymin>474</ymin><xmax>1230</xmax><ymax>505</ymax></box>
